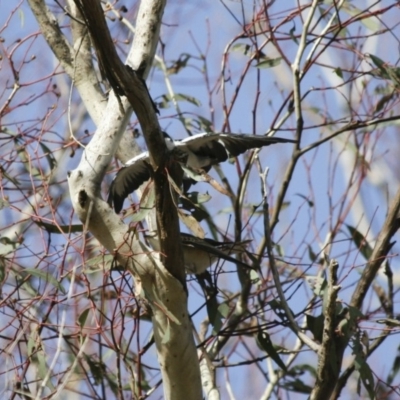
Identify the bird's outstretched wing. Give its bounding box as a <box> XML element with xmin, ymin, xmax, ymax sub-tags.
<box><xmin>107</xmin><ymin>152</ymin><xmax>151</xmax><ymax>213</ymax></box>
<box><xmin>178</xmin><ymin>132</ymin><xmax>297</xmax><ymax>163</ymax></box>
<box><xmin>108</xmin><ymin>133</ymin><xmax>296</xmax><ymax>212</ymax></box>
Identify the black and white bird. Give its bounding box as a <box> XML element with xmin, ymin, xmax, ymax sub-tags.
<box><xmin>108</xmin><ymin>132</ymin><xmax>296</xmax><ymax>213</ymax></box>
<box><xmin>146</xmin><ymin>231</ymin><xmax>252</xmax><ymax>274</ymax></box>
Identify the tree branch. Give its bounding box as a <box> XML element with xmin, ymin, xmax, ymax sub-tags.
<box><xmin>310</xmin><ymin>260</ymin><xmax>341</xmax><ymax>400</ymax></box>
<box><xmin>61</xmin><ymin>1</ymin><xmax>202</xmax><ymax>398</ymax></box>
<box><xmin>351</xmin><ymin>187</ymin><xmax>400</xmax><ymax>308</ymax></box>
<box><xmin>72</xmin><ymin>0</ymin><xmax>185</xmax><ymax>285</ymax></box>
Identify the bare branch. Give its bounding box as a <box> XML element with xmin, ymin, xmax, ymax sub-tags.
<box><xmin>311</xmin><ymin>260</ymin><xmax>341</xmax><ymax>400</ymax></box>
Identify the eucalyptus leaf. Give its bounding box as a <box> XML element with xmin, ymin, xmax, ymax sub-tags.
<box><xmin>256</xmin><ymin>329</ymin><xmax>287</xmax><ymax>371</ymax></box>
<box><xmin>22</xmin><ymin>268</ymin><xmax>66</xmax><ymax>294</ymax></box>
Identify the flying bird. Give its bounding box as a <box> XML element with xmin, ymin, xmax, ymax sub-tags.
<box><xmin>108</xmin><ymin>132</ymin><xmax>296</xmax><ymax>213</ymax></box>
<box><xmin>146</xmin><ymin>231</ymin><xmax>252</xmax><ymax>274</ymax></box>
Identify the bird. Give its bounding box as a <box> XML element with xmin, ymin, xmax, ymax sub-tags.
<box><xmin>145</xmin><ymin>231</ymin><xmax>252</xmax><ymax>274</ymax></box>
<box><xmin>107</xmin><ymin>132</ymin><xmax>297</xmax><ymax>213</ymax></box>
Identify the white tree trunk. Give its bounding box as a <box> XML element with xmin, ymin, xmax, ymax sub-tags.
<box><xmin>28</xmin><ymin>0</ymin><xmax>202</xmax><ymax>398</ymax></box>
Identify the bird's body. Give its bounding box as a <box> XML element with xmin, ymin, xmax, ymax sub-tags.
<box><xmin>146</xmin><ymin>231</ymin><xmax>252</xmax><ymax>274</ymax></box>
<box><xmin>108</xmin><ymin>132</ymin><xmax>296</xmax><ymax>213</ymax></box>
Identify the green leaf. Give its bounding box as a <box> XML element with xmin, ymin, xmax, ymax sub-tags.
<box><xmin>347</xmin><ymin>305</ymin><xmax>364</xmax><ymax>322</ymax></box>
<box><xmin>281</xmin><ymin>378</ymin><xmax>313</xmax><ymax>394</ymax></box>
<box><xmin>27</xmin><ymin>334</ymin><xmax>36</xmax><ymax>357</ymax></box>
<box><xmin>37</xmin><ymin>350</ymin><xmax>55</xmax><ymax>390</ymax></box>
<box><xmin>84</xmin><ymin>355</ymin><xmax>106</xmax><ymax>384</ymax></box>
<box><xmin>250</xmin><ymin>269</ymin><xmax>261</xmax><ymax>285</ymax></box>
<box><xmin>254</xmin><ymin>57</ymin><xmax>282</xmax><ymax>69</ymax></box>
<box><xmin>274</xmin><ymin>243</ymin><xmax>284</xmax><ymax>257</ymax></box>
<box><xmin>39</xmin><ymin>142</ymin><xmax>57</xmax><ymax>171</ymax></box>
<box><xmin>186</xmin><ymin>192</ymin><xmax>211</xmax><ymax>205</ymax></box>
<box><xmin>367</xmin><ymin>54</ymin><xmax>400</xmax><ymax>86</ymax></box>
<box><xmin>354</xmin><ymin>353</ymin><xmax>375</xmax><ymax>399</ymax></box>
<box><xmin>377</xmin><ymin>318</ymin><xmax>400</xmax><ymax>327</ymax></box>
<box><xmin>84</xmin><ymin>254</ymin><xmax>115</xmax><ymax>273</ymax></box>
<box><xmin>388</xmin><ymin>345</ymin><xmax>400</xmax><ymax>385</ymax></box>
<box><xmin>289</xmin><ymin>24</ymin><xmax>298</xmax><ymax>44</ymax></box>
<box><xmin>197</xmin><ymin>116</ymin><xmax>213</xmax><ymax>132</ymax></box>
<box><xmin>78</xmin><ymin>308</ymin><xmax>90</xmax><ymax>327</ymax></box>
<box><xmin>307</xmin><ymin>245</ymin><xmax>318</xmax><ymax>263</ymax></box>
<box><xmin>207</xmin><ymin>299</ymin><xmax>227</xmax><ymax>335</ymax></box>
<box><xmin>369</xmin><ymin>54</ymin><xmax>386</xmax><ymax>70</ymax></box>
<box><xmin>0</xmin><ymin>236</ymin><xmax>21</xmax><ymax>255</ymax></box>
<box><xmin>0</xmin><ymin>198</ymin><xmax>10</xmax><ymax>210</ymax></box>
<box><xmin>295</xmin><ymin>193</ymin><xmax>314</xmax><ymax>207</ymax></box>
<box><xmin>0</xmin><ymin>257</ymin><xmax>5</xmax><ymax>295</ymax></box>
<box><xmin>180</xmin><ymin>165</ymin><xmax>230</xmax><ymax>196</ymax></box>
<box><xmin>14</xmin><ymin>139</ymin><xmax>41</xmax><ymax>177</ymax></box>
<box><xmin>34</xmin><ymin>220</ymin><xmax>83</xmax><ymax>234</ymax></box>
<box><xmin>256</xmin><ymin>329</ymin><xmax>287</xmax><ymax>371</ymax></box>
<box><xmin>375</xmin><ymin>92</ymin><xmax>394</xmax><ymax>112</ymax></box>
<box><xmin>230</xmin><ymin>43</ymin><xmax>251</xmax><ymax>56</ymax></box>
<box><xmin>174</xmin><ymin>93</ymin><xmax>201</xmax><ymax>106</ymax></box>
<box><xmin>18</xmin><ymin>8</ymin><xmax>25</xmax><ymax>27</ymax></box>
<box><xmin>0</xmin><ymin>165</ymin><xmax>20</xmax><ymax>186</ymax></box>
<box><xmin>305</xmin><ymin>274</ymin><xmax>327</xmax><ymax>297</ymax></box>
<box><xmin>218</xmin><ymin>303</ymin><xmax>230</xmax><ymax>318</ymax></box>
<box><xmin>342</xmin><ymin>5</ymin><xmax>379</xmax><ymax>32</ymax></box>
<box><xmin>346</xmin><ymin>225</ymin><xmax>373</xmax><ymax>260</ymax></box>
<box><xmin>288</xmin><ymin>363</ymin><xmax>317</xmax><ymax>378</ymax></box>
<box><xmin>178</xmin><ymin>209</ymin><xmax>205</xmax><ymax>238</ymax></box>
<box><xmin>334</xmin><ymin>67</ymin><xmax>343</xmax><ymax>79</ymax></box>
<box><xmin>158</xmin><ymin>93</ymin><xmax>201</xmax><ymax>109</ymax></box>
<box><xmin>22</xmin><ymin>268</ymin><xmax>66</xmax><ymax>294</ymax></box>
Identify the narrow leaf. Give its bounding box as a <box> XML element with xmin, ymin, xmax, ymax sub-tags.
<box><xmin>22</xmin><ymin>268</ymin><xmax>66</xmax><ymax>294</ymax></box>
<box><xmin>295</xmin><ymin>193</ymin><xmax>314</xmax><ymax>207</ymax></box>
<box><xmin>78</xmin><ymin>308</ymin><xmax>90</xmax><ymax>327</ymax></box>
<box><xmin>334</xmin><ymin>67</ymin><xmax>343</xmax><ymax>79</ymax></box>
<box><xmin>181</xmin><ymin>166</ymin><xmax>231</xmax><ymax>197</ymax></box>
<box><xmin>39</xmin><ymin>142</ymin><xmax>57</xmax><ymax>171</ymax></box>
<box><xmin>346</xmin><ymin>225</ymin><xmax>373</xmax><ymax>260</ymax></box>
<box><xmin>186</xmin><ymin>191</ymin><xmax>211</xmax><ymax>205</ymax></box>
<box><xmin>218</xmin><ymin>303</ymin><xmax>230</xmax><ymax>318</ymax></box>
<box><xmin>230</xmin><ymin>43</ymin><xmax>251</xmax><ymax>55</ymax></box>
<box><xmin>208</xmin><ymin>300</ymin><xmax>224</xmax><ymax>335</ymax></box>
<box><xmin>34</xmin><ymin>220</ymin><xmax>83</xmax><ymax>234</ymax></box>
<box><xmin>254</xmin><ymin>57</ymin><xmax>282</xmax><ymax>69</ymax></box>
<box><xmin>289</xmin><ymin>25</ymin><xmax>298</xmax><ymax>44</ymax></box>
<box><xmin>354</xmin><ymin>353</ymin><xmax>375</xmax><ymax>399</ymax></box>
<box><xmin>307</xmin><ymin>245</ymin><xmax>318</xmax><ymax>263</ymax></box>
<box><xmin>178</xmin><ymin>209</ymin><xmax>205</xmax><ymax>238</ymax></box>
<box><xmin>84</xmin><ymin>254</ymin><xmax>115</xmax><ymax>273</ymax></box>
<box><xmin>256</xmin><ymin>330</ymin><xmax>287</xmax><ymax>371</ymax></box>
<box><xmin>0</xmin><ymin>236</ymin><xmax>21</xmax><ymax>255</ymax></box>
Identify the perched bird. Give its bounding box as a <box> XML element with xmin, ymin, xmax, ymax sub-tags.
<box><xmin>108</xmin><ymin>132</ymin><xmax>296</xmax><ymax>213</ymax></box>
<box><xmin>146</xmin><ymin>231</ymin><xmax>252</xmax><ymax>274</ymax></box>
